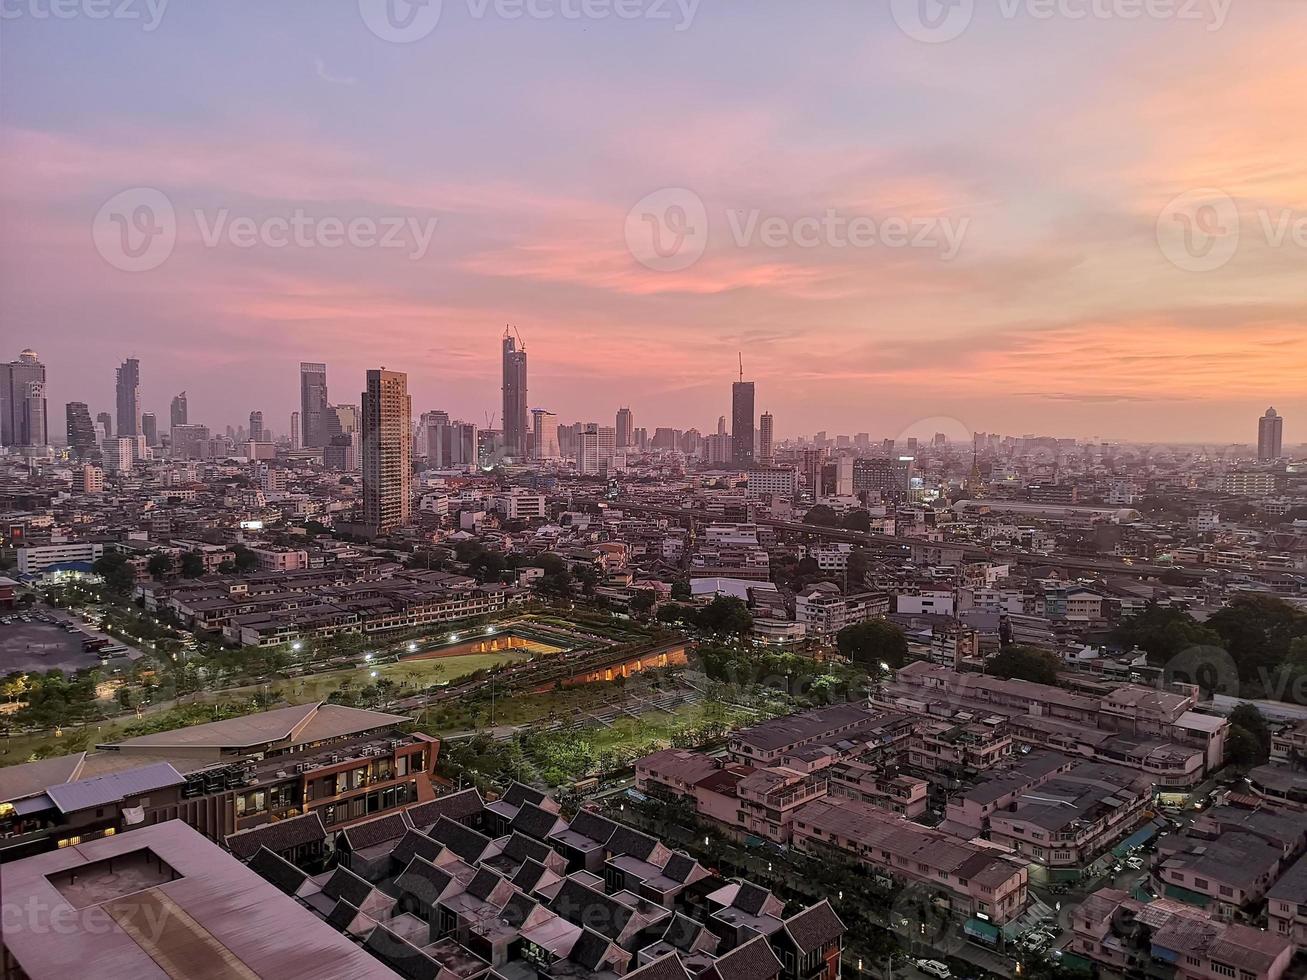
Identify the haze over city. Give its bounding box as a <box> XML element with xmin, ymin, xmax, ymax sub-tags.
<box><xmin>3</xmin><ymin>1</ymin><xmax>1307</xmax><ymax>441</ymax></box>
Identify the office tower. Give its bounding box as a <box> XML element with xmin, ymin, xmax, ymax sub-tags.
<box><xmin>634</xmin><ymin>427</ymin><xmax>648</xmax><ymax>452</ymax></box>
<box><xmin>324</xmin><ymin>433</ymin><xmax>359</xmax><ymax>472</ymax></box>
<box><xmin>532</xmin><ymin>409</ymin><xmax>559</xmax><ymax>460</ymax></box>
<box><xmin>115</xmin><ymin>357</ymin><xmax>141</xmax><ymax>438</ymax></box>
<box><xmin>501</xmin><ymin>329</ymin><xmax>528</xmax><ymax>458</ymax></box>
<box><xmin>65</xmin><ymin>402</ymin><xmax>97</xmax><ymax>457</ymax></box>
<box><xmin>731</xmin><ymin>368</ymin><xmax>755</xmax><ymax>467</ymax></box>
<box><xmin>1</xmin><ymin>349</ymin><xmax>48</xmax><ymax>448</ymax></box>
<box><xmin>1258</xmin><ymin>407</ymin><xmax>1284</xmax><ymax>461</ymax></box>
<box><xmin>934</xmin><ymin>432</ymin><xmax>947</xmax><ymax>448</ymax></box>
<box><xmin>759</xmin><ymin>412</ymin><xmax>774</xmax><ymax>465</ymax></box>
<box><xmin>881</xmin><ymin>438</ymin><xmax>895</xmax><ymax>457</ymax></box>
<box><xmin>248</xmin><ymin>411</ymin><xmax>265</xmax><ymax>443</ymax></box>
<box><xmin>576</xmin><ymin>424</ymin><xmax>600</xmax><ymax>475</ymax></box>
<box><xmin>597</xmin><ymin>426</ymin><xmax>617</xmax><ymax>470</ymax></box>
<box><xmin>170</xmin><ymin>424</ymin><xmax>211</xmax><ymax>459</ymax></box>
<box><xmin>96</xmin><ymin>412</ymin><xmax>113</xmax><ymax>439</ymax></box>
<box><xmin>361</xmin><ymin>368</ymin><xmax>412</xmax><ymax>534</ymax></box>
<box><xmin>141</xmin><ymin>413</ymin><xmax>158</xmax><ymax>447</ymax></box>
<box><xmin>290</xmin><ymin>412</ymin><xmax>301</xmax><ymax>450</ymax></box>
<box><xmin>299</xmin><ymin>362</ymin><xmax>329</xmax><ymax>448</ymax></box>
<box><xmin>170</xmin><ymin>391</ymin><xmax>188</xmax><ymax>427</ymax></box>
<box><xmin>853</xmin><ymin>456</ymin><xmax>912</xmax><ymax>503</ymax></box>
<box><xmin>616</xmin><ymin>407</ymin><xmax>634</xmax><ymax>448</ymax></box>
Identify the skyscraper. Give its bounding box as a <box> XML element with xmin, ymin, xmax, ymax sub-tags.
<box><xmin>299</xmin><ymin>362</ymin><xmax>329</xmax><ymax>448</ymax></box>
<box><xmin>501</xmin><ymin>329</ymin><xmax>528</xmax><ymax>458</ymax></box>
<box><xmin>0</xmin><ymin>349</ymin><xmax>47</xmax><ymax>448</ymax></box>
<box><xmin>532</xmin><ymin>409</ymin><xmax>559</xmax><ymax>460</ymax></box>
<box><xmin>115</xmin><ymin>357</ymin><xmax>141</xmax><ymax>438</ymax></box>
<box><xmin>361</xmin><ymin>368</ymin><xmax>412</xmax><ymax>534</ymax></box>
<box><xmin>759</xmin><ymin>411</ymin><xmax>774</xmax><ymax>465</ymax></box>
<box><xmin>141</xmin><ymin>412</ymin><xmax>158</xmax><ymax>447</ymax></box>
<box><xmin>248</xmin><ymin>411</ymin><xmax>265</xmax><ymax>443</ymax></box>
<box><xmin>290</xmin><ymin>411</ymin><xmax>301</xmax><ymax>450</ymax></box>
<box><xmin>616</xmin><ymin>407</ymin><xmax>634</xmax><ymax>448</ymax></box>
<box><xmin>170</xmin><ymin>391</ymin><xmax>188</xmax><ymax>427</ymax></box>
<box><xmin>96</xmin><ymin>412</ymin><xmax>113</xmax><ymax>439</ymax></box>
<box><xmin>1258</xmin><ymin>407</ymin><xmax>1284</xmax><ymax>461</ymax></box>
<box><xmin>66</xmin><ymin>401</ymin><xmax>97</xmax><ymax>457</ymax></box>
<box><xmin>731</xmin><ymin>376</ymin><xmax>755</xmax><ymax>467</ymax></box>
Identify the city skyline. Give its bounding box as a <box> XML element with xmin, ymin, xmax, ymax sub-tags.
<box><xmin>3</xmin><ymin>6</ymin><xmax>1307</xmax><ymax>442</ymax></box>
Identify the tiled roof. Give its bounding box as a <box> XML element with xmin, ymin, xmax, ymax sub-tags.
<box><xmin>322</xmin><ymin>865</ymin><xmax>374</xmax><ymax>908</ymax></box>
<box><xmin>783</xmin><ymin>900</ymin><xmax>845</xmax><ymax>954</ymax></box>
<box><xmin>248</xmin><ymin>846</ymin><xmax>308</xmax><ymax>896</ymax></box>
<box><xmin>343</xmin><ymin>810</ymin><xmax>412</xmax><ymax>851</ymax></box>
<box><xmin>226</xmin><ymin>811</ymin><xmax>327</xmax><ymax>860</ymax></box>
<box><xmin>703</xmin><ymin>935</ymin><xmax>781</xmax><ymax>980</ymax></box>
<box><xmin>405</xmin><ymin>788</ymin><xmax>485</xmax><ymax>830</ymax></box>
<box><xmin>430</xmin><ymin>815</ymin><xmax>491</xmax><ymax>864</ymax></box>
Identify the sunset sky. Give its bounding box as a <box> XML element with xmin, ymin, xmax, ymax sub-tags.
<box><xmin>2</xmin><ymin>0</ymin><xmax>1305</xmax><ymax>445</ymax></box>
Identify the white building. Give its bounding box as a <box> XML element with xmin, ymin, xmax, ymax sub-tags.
<box><xmin>17</xmin><ymin>542</ymin><xmax>105</xmax><ymax>576</ymax></box>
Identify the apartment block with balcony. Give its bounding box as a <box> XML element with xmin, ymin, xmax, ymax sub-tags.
<box><xmin>792</xmin><ymin>795</ymin><xmax>1030</xmax><ymax>925</ymax></box>
<box><xmin>1267</xmin><ymin>853</ymin><xmax>1307</xmax><ymax>954</ymax></box>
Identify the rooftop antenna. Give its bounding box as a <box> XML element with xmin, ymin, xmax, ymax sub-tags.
<box><xmin>738</xmin><ymin>352</ymin><xmax>743</xmax><ymax>382</ymax></box>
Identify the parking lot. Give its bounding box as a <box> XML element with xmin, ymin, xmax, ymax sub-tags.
<box><xmin>0</xmin><ymin>616</ymin><xmax>103</xmax><ymax>674</ymax></box>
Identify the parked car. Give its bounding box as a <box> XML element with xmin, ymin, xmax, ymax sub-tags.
<box><xmin>918</xmin><ymin>960</ymin><xmax>952</xmax><ymax>979</ymax></box>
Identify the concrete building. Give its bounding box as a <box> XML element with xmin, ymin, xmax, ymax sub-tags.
<box><xmin>501</xmin><ymin>329</ymin><xmax>529</xmax><ymax>458</ymax></box>
<box><xmin>115</xmin><ymin>356</ymin><xmax>141</xmax><ymax>438</ymax></box>
<box><xmin>361</xmin><ymin>368</ymin><xmax>412</xmax><ymax>535</ymax></box>
<box><xmin>299</xmin><ymin>361</ymin><xmax>329</xmax><ymax>448</ymax></box>
<box><xmin>1258</xmin><ymin>407</ymin><xmax>1284</xmax><ymax>461</ymax></box>
<box><xmin>0</xmin><ymin>348</ymin><xmax>47</xmax><ymax>448</ymax></box>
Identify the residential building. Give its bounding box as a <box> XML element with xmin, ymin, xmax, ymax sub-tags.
<box><xmin>361</xmin><ymin>368</ymin><xmax>412</xmax><ymax>535</ymax></box>
<box><xmin>115</xmin><ymin>356</ymin><xmax>141</xmax><ymax>438</ymax></box>
<box><xmin>0</xmin><ymin>348</ymin><xmax>47</xmax><ymax>447</ymax></box>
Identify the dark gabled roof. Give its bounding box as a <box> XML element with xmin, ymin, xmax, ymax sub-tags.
<box><xmin>405</xmin><ymin>788</ymin><xmax>485</xmax><ymax>830</ymax></box>
<box><xmin>503</xmin><ymin>832</ymin><xmax>552</xmax><ymax>864</ymax></box>
<box><xmin>502</xmin><ymin>781</ymin><xmax>547</xmax><ymax>808</ymax></box>
<box><xmin>551</xmin><ymin>878</ymin><xmax>633</xmax><ymax>941</ymax></box>
<box><xmin>512</xmin><ymin>858</ymin><xmax>550</xmax><ymax>894</ymax></box>
<box><xmin>395</xmin><ymin>856</ymin><xmax>456</xmax><ymax>908</ymax></box>
<box><xmin>430</xmin><ymin>815</ymin><xmax>491</xmax><ymax>864</ymax></box>
<box><xmin>225</xmin><ymin>811</ymin><xmax>327</xmax><ymax>860</ymax></box>
<box><xmin>326</xmin><ymin>898</ymin><xmax>362</xmax><ymax>932</ymax></box>
<box><xmin>733</xmin><ymin>882</ymin><xmax>772</xmax><ymax>915</ymax></box>
<box><xmin>662</xmin><ymin>913</ymin><xmax>707</xmax><ymax>952</ymax></box>
<box><xmin>391</xmin><ymin>829</ymin><xmax>444</xmax><ymax>868</ymax></box>
<box><xmin>570</xmin><ymin>928</ymin><xmax>617</xmax><ymax>970</ymax></box>
<box><xmin>565</xmin><ymin>809</ymin><xmax>618</xmax><ymax>845</ymax></box>
<box><xmin>511</xmin><ymin>801</ymin><xmax>561</xmax><ymax>841</ymax></box>
<box><xmin>662</xmin><ymin>853</ymin><xmax>698</xmax><ymax>884</ymax></box>
<box><xmin>364</xmin><ymin>925</ymin><xmax>440</xmax><ymax>980</ymax></box>
<box><xmin>248</xmin><ymin>846</ymin><xmax>308</xmax><ymax>896</ymax></box>
<box><xmin>466</xmin><ymin>867</ymin><xmax>506</xmax><ymax>902</ymax></box>
<box><xmin>322</xmin><ymin>865</ymin><xmax>374</xmax><ymax>907</ymax></box>
<box><xmin>783</xmin><ymin>900</ymin><xmax>845</xmax><ymax>954</ymax></box>
<box><xmin>703</xmin><ymin>935</ymin><xmax>781</xmax><ymax>980</ymax></box>
<box><xmin>628</xmin><ymin>952</ymin><xmax>692</xmax><ymax>980</ymax></box>
<box><xmin>500</xmin><ymin>891</ymin><xmax>538</xmax><ymax>929</ymax></box>
<box><xmin>343</xmin><ymin>810</ymin><xmax>411</xmax><ymax>851</ymax></box>
<box><xmin>606</xmin><ymin>825</ymin><xmax>659</xmax><ymax>861</ymax></box>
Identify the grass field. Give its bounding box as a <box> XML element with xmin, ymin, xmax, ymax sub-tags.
<box><xmin>277</xmin><ymin>651</ymin><xmax>531</xmax><ymax>704</ymax></box>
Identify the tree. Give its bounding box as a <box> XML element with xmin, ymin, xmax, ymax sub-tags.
<box><xmin>837</xmin><ymin>620</ymin><xmax>907</xmax><ymax>671</ymax></box>
<box><xmin>230</xmin><ymin>544</ymin><xmax>259</xmax><ymax>573</ymax></box>
<box><xmin>986</xmin><ymin>645</ymin><xmax>1062</xmax><ymax>685</ymax></box>
<box><xmin>696</xmin><ymin>596</ymin><xmax>753</xmax><ymax>636</ymax></box>
<box><xmin>630</xmin><ymin>590</ymin><xmax>656</xmax><ymax>618</ymax></box>
<box><xmin>841</xmin><ymin>510</ymin><xmax>872</xmax><ymax>532</ymax></box>
<box><xmin>1227</xmin><ymin>703</ymin><xmax>1271</xmax><ymax>763</ymax></box>
<box><xmin>671</xmin><ymin>579</ymin><xmax>691</xmax><ymax>600</ymax></box>
<box><xmin>92</xmin><ymin>553</ymin><xmax>137</xmax><ymax>596</ymax></box>
<box><xmin>1112</xmin><ymin>604</ymin><xmax>1220</xmax><ymax>665</ymax></box>
<box><xmin>1224</xmin><ymin>725</ymin><xmax>1265</xmax><ymax>769</ymax></box>
<box><xmin>146</xmin><ymin>553</ymin><xmax>172</xmax><ymax>579</ymax></box>
<box><xmin>803</xmin><ymin>505</ymin><xmax>841</xmax><ymax>528</ymax></box>
<box><xmin>1206</xmin><ymin>595</ymin><xmax>1307</xmax><ymax>685</ymax></box>
<box><xmin>179</xmin><ymin>552</ymin><xmax>205</xmax><ymax>578</ymax></box>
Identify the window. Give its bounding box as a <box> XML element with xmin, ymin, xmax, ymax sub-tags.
<box><xmin>1210</xmin><ymin>962</ymin><xmax>1235</xmax><ymax>978</ymax></box>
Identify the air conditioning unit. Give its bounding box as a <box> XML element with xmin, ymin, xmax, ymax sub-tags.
<box><xmin>295</xmin><ymin>763</ymin><xmax>307</xmax><ymax>773</ymax></box>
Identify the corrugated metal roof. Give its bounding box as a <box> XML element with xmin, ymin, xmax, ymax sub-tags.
<box><xmin>45</xmin><ymin>762</ymin><xmax>185</xmax><ymax>814</ymax></box>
